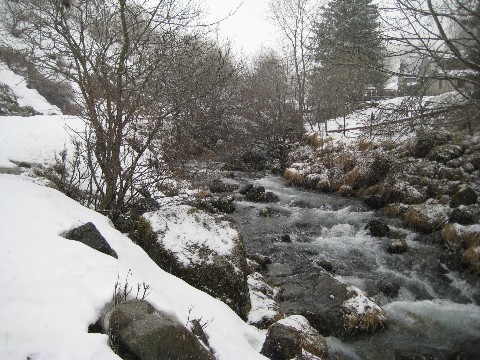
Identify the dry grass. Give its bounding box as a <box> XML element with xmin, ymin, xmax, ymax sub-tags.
<box><xmin>385</xmin><ymin>204</ymin><xmax>409</xmax><ymax>218</ymax></box>
<box><xmin>316</xmin><ymin>178</ymin><xmax>330</xmax><ymax>192</ymax></box>
<box><xmin>283</xmin><ymin>168</ymin><xmax>304</xmax><ymax>186</ymax></box>
<box><xmin>358</xmin><ymin>137</ymin><xmax>373</xmax><ymax>151</ymax></box>
<box><xmin>343</xmin><ymin>309</ymin><xmax>387</xmax><ymax>335</ymax></box>
<box><xmin>442</xmin><ymin>224</ymin><xmax>480</xmax><ymax>249</ymax></box>
<box><xmin>404</xmin><ymin>205</ymin><xmax>448</xmax><ymax>233</ymax></box>
<box><xmin>155</xmin><ymin>181</ymin><xmax>180</xmax><ymax>197</ymax></box>
<box><xmin>463</xmin><ymin>246</ymin><xmax>480</xmax><ymax>274</ymax></box>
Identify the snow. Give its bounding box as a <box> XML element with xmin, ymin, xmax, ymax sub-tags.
<box><xmin>247</xmin><ymin>273</ymin><xmax>281</xmax><ymax>326</ymax></box>
<box><xmin>343</xmin><ymin>286</ymin><xmax>386</xmax><ymax>319</ymax></box>
<box><xmin>277</xmin><ymin>315</ymin><xmax>316</xmax><ymax>335</ymax></box>
<box><xmin>0</xmin><ymin>115</ymin><xmax>84</xmax><ymax>168</ymax></box>
<box><xmin>0</xmin><ymin>175</ymin><xmax>266</xmax><ymax>359</ymax></box>
<box><xmin>0</xmin><ymin>61</ymin><xmax>61</xmax><ymax>116</ymax></box>
<box><xmin>144</xmin><ymin>205</ymin><xmax>239</xmax><ymax>266</ymax></box>
<box><xmin>0</xmin><ymin>64</ymin><xmax>267</xmax><ymax>359</ymax></box>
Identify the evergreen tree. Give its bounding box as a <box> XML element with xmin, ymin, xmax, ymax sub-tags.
<box><xmin>310</xmin><ymin>0</ymin><xmax>385</xmax><ymax>121</ymax></box>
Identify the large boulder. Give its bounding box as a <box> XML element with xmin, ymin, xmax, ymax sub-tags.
<box><xmin>279</xmin><ymin>273</ymin><xmax>387</xmax><ymax>338</ymax></box>
<box><xmin>260</xmin><ymin>315</ymin><xmax>328</xmax><ymax>360</ymax></box>
<box><xmin>136</xmin><ymin>205</ymin><xmax>251</xmax><ymax>320</ymax></box>
<box><xmin>64</xmin><ymin>222</ymin><xmax>117</xmax><ymax>258</ymax></box>
<box><xmin>107</xmin><ymin>300</ymin><xmax>214</xmax><ymax>360</ymax></box>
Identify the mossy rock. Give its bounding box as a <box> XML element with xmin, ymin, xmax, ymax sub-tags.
<box><xmin>133</xmin><ymin>217</ymin><xmax>251</xmax><ymax>320</ymax></box>
<box><xmin>108</xmin><ymin>300</ymin><xmax>215</xmax><ymax>360</ymax></box>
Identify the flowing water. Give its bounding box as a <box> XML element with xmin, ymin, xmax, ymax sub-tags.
<box><xmin>230</xmin><ymin>174</ymin><xmax>480</xmax><ymax>360</ymax></box>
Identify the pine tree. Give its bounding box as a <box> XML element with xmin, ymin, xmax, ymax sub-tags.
<box><xmin>310</xmin><ymin>0</ymin><xmax>385</xmax><ymax>120</ymax></box>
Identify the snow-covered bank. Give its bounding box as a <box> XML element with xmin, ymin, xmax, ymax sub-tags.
<box><xmin>0</xmin><ymin>174</ymin><xmax>266</xmax><ymax>359</ymax></box>
<box><xmin>0</xmin><ymin>115</ymin><xmax>83</xmax><ymax>168</ymax></box>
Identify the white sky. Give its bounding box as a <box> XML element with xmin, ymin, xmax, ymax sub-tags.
<box><xmin>202</xmin><ymin>0</ymin><xmax>280</xmax><ymax>58</ymax></box>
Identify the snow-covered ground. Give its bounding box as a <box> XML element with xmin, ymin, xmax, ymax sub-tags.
<box><xmin>308</xmin><ymin>91</ymin><xmax>465</xmax><ymax>145</ymax></box>
<box><xmin>0</xmin><ymin>67</ymin><xmax>267</xmax><ymax>359</ymax></box>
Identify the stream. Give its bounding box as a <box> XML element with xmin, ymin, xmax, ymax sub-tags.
<box><xmin>230</xmin><ymin>174</ymin><xmax>480</xmax><ymax>360</ymax></box>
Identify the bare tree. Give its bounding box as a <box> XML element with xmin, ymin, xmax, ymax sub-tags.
<box><xmin>238</xmin><ymin>51</ymin><xmax>303</xmax><ymax>170</ymax></box>
<box><xmin>268</xmin><ymin>0</ymin><xmax>314</xmax><ymax>123</ymax></box>
<box><xmin>2</xmin><ymin>0</ymin><xmax>221</xmax><ymax>219</ymax></box>
<box><xmin>381</xmin><ymin>0</ymin><xmax>479</xmax><ymax>131</ymax></box>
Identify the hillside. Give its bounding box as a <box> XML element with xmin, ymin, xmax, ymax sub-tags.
<box><xmin>0</xmin><ymin>66</ymin><xmax>268</xmax><ymax>360</ymax></box>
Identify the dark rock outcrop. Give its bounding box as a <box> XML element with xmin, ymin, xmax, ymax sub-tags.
<box><xmin>108</xmin><ymin>300</ymin><xmax>214</xmax><ymax>360</ymax></box>
<box><xmin>365</xmin><ymin>219</ymin><xmax>390</xmax><ymax>237</ymax></box>
<box><xmin>64</xmin><ymin>222</ymin><xmax>117</xmax><ymax>258</ymax></box>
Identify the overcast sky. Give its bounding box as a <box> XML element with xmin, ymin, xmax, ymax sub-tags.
<box><xmin>203</xmin><ymin>0</ymin><xmax>279</xmax><ymax>58</ymax></box>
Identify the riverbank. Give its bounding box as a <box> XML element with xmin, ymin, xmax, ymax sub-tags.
<box><xmin>283</xmin><ymin>129</ymin><xmax>480</xmax><ymax>276</ymax></box>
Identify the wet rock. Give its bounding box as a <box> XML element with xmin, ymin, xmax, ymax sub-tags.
<box><xmin>315</xmin><ymin>260</ymin><xmax>334</xmax><ymax>273</ymax></box>
<box><xmin>404</xmin><ymin>204</ymin><xmax>449</xmax><ymax>233</ymax></box>
<box><xmin>364</xmin><ymin>195</ymin><xmax>386</xmax><ymax>209</ymax></box>
<box><xmin>428</xmin><ymin>144</ymin><xmax>464</xmax><ymax>164</ymax></box>
<box><xmin>387</xmin><ymin>238</ymin><xmax>408</xmax><ymax>254</ymax></box>
<box><xmin>280</xmin><ymin>234</ymin><xmax>292</xmax><ymax>243</ymax></box>
<box><xmin>64</xmin><ymin>222</ymin><xmax>117</xmax><ymax>258</ymax></box>
<box><xmin>290</xmin><ymin>200</ymin><xmax>313</xmax><ymax>208</ymax></box>
<box><xmin>450</xmin><ymin>185</ymin><xmax>478</xmax><ymax>208</ymax></box>
<box><xmin>448</xmin><ymin>337</ymin><xmax>480</xmax><ymax>360</ymax></box>
<box><xmin>261</xmin><ymin>315</ymin><xmax>328</xmax><ymax>360</ymax></box>
<box><xmin>247</xmin><ymin>253</ymin><xmax>272</xmax><ymax>270</ymax></box>
<box><xmin>246</xmin><ymin>186</ymin><xmax>267</xmax><ymax>202</ymax></box>
<box><xmin>442</xmin><ymin>224</ymin><xmax>480</xmax><ymax>249</ymax></box>
<box><xmin>239</xmin><ymin>183</ymin><xmax>254</xmax><ymax>195</ymax></box>
<box><xmin>210</xmin><ymin>195</ymin><xmax>236</xmax><ymax>214</ymax></box>
<box><xmin>189</xmin><ymin>194</ymin><xmax>236</xmax><ymax>214</ymax></box>
<box><xmin>279</xmin><ymin>273</ymin><xmax>387</xmax><ymax>338</ymax></box>
<box><xmin>395</xmin><ymin>350</ymin><xmax>437</xmax><ymax>360</ymax></box>
<box><xmin>260</xmin><ymin>207</ymin><xmax>276</xmax><ymax>217</ymax></box>
<box><xmin>378</xmin><ymin>279</ymin><xmax>401</xmax><ymax>297</ymax></box>
<box><xmin>209</xmin><ymin>178</ymin><xmax>228</xmax><ymax>193</ymax></box>
<box><xmin>266</xmin><ymin>191</ymin><xmax>280</xmax><ymax>203</ymax></box>
<box><xmin>247</xmin><ymin>272</ymin><xmax>284</xmax><ymax>329</ymax></box>
<box><xmin>108</xmin><ymin>300</ymin><xmax>214</xmax><ymax>360</ymax></box>
<box><xmin>365</xmin><ymin>219</ymin><xmax>390</xmax><ymax>237</ymax></box>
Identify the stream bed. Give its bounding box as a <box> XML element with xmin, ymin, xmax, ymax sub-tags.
<box><xmin>230</xmin><ymin>174</ymin><xmax>480</xmax><ymax>359</ymax></box>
